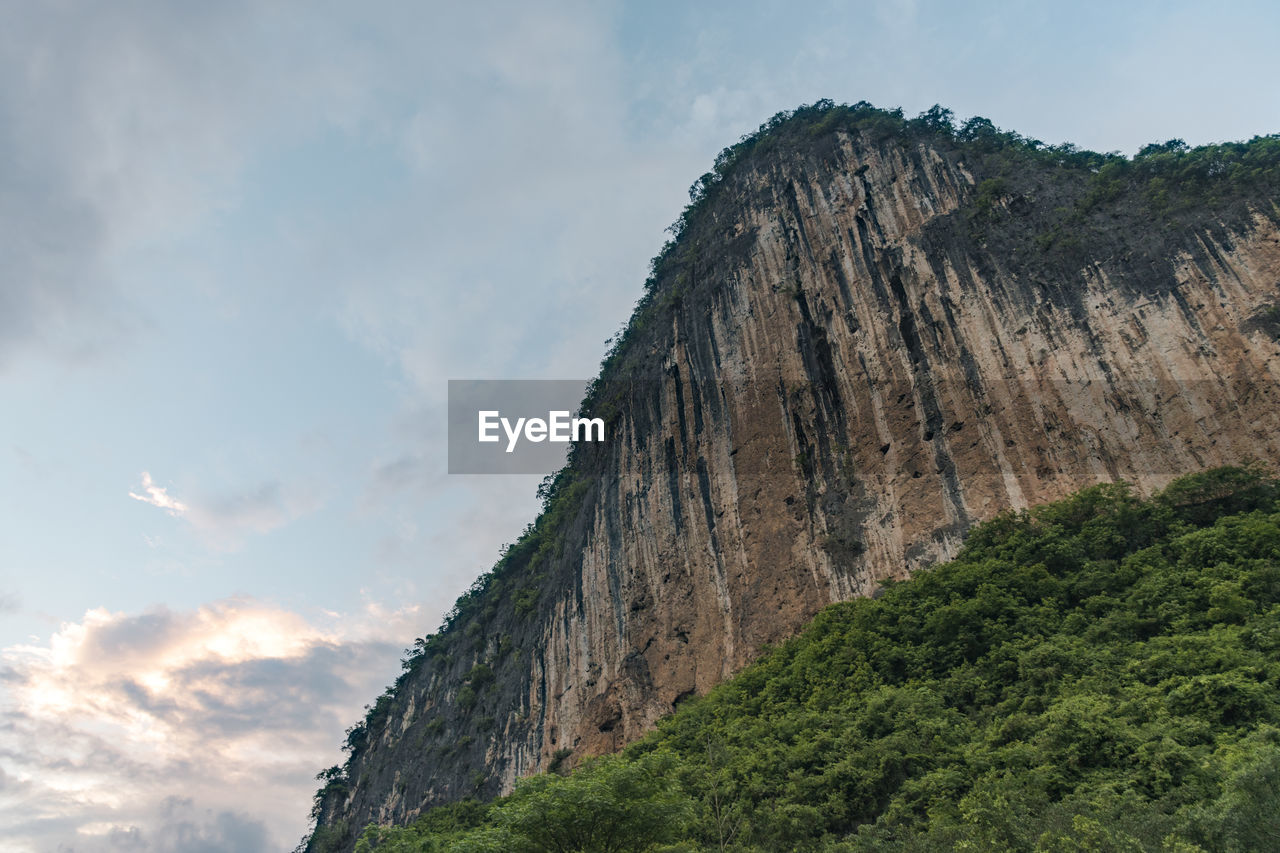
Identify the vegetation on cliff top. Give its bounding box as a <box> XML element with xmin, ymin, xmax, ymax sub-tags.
<box><xmin>350</xmin><ymin>465</ymin><xmax>1280</xmax><ymax>851</ymax></box>
<box><xmin>589</xmin><ymin>98</ymin><xmax>1280</xmax><ymax>400</ymax></box>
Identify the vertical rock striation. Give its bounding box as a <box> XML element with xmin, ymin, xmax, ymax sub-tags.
<box><xmin>309</xmin><ymin>104</ymin><xmax>1280</xmax><ymax>850</ymax></box>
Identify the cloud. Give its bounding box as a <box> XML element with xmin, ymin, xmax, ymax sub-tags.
<box><xmin>129</xmin><ymin>472</ymin><xmax>322</xmax><ymax>549</ymax></box>
<box><xmin>0</xmin><ymin>597</ymin><xmax>420</xmax><ymax>852</ymax></box>
<box><xmin>0</xmin><ymin>0</ymin><xmax>671</xmax><ymax>377</ymax></box>
<box><xmin>91</xmin><ymin>798</ymin><xmax>271</xmax><ymax>853</ymax></box>
<box><xmin>368</xmin><ymin>454</ymin><xmax>430</xmax><ymax>499</ymax></box>
<box><xmin>0</xmin><ymin>2</ymin><xmax>242</xmax><ymax>369</ymax></box>
<box><xmin>128</xmin><ymin>473</ymin><xmax>189</xmax><ymax>517</ymax></box>
<box><xmin>1</xmin><ymin>0</ymin><xmax>444</xmax><ymax>369</ymax></box>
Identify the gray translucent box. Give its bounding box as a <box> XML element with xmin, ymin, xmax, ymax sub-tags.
<box><xmin>448</xmin><ymin>379</ymin><xmax>598</xmax><ymax>474</ymax></box>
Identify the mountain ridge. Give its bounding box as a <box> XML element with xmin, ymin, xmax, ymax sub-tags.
<box><xmin>306</xmin><ymin>100</ymin><xmax>1280</xmax><ymax>852</ymax></box>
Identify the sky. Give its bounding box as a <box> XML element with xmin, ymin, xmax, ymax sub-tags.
<box><xmin>2</xmin><ymin>1</ymin><xmax>1279</xmax><ymax>850</ymax></box>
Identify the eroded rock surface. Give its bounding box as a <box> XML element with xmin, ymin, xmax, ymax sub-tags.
<box><xmin>310</xmin><ymin>115</ymin><xmax>1280</xmax><ymax>850</ymax></box>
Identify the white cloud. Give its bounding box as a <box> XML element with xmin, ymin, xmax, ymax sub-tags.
<box><xmin>128</xmin><ymin>472</ymin><xmax>189</xmax><ymax>517</ymax></box>
<box><xmin>0</xmin><ymin>597</ymin><xmax>420</xmax><ymax>852</ymax></box>
<box><xmin>129</xmin><ymin>472</ymin><xmax>323</xmax><ymax>549</ymax></box>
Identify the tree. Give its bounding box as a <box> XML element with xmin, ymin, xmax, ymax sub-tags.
<box><xmin>489</xmin><ymin>752</ymin><xmax>694</xmax><ymax>853</ymax></box>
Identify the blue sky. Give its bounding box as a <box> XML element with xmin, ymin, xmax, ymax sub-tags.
<box><xmin>3</xmin><ymin>1</ymin><xmax>1280</xmax><ymax>849</ymax></box>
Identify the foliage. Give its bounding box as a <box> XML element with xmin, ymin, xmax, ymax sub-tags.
<box><xmin>357</xmin><ymin>467</ymin><xmax>1280</xmax><ymax>851</ymax></box>
<box><xmin>356</xmin><ymin>753</ymin><xmax>694</xmax><ymax>852</ymax></box>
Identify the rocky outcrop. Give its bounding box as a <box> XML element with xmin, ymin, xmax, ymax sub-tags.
<box><xmin>308</xmin><ymin>105</ymin><xmax>1280</xmax><ymax>850</ymax></box>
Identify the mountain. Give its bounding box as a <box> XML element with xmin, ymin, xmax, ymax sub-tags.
<box><xmin>306</xmin><ymin>101</ymin><xmax>1280</xmax><ymax>851</ymax></box>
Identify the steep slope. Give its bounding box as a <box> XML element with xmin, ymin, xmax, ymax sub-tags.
<box><xmin>307</xmin><ymin>102</ymin><xmax>1280</xmax><ymax>850</ymax></box>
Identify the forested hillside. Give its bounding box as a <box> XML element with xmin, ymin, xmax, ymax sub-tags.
<box><xmin>350</xmin><ymin>467</ymin><xmax>1280</xmax><ymax>852</ymax></box>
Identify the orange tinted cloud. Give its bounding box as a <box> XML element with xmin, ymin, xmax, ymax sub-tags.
<box><xmin>0</xmin><ymin>597</ymin><xmax>421</xmax><ymax>851</ymax></box>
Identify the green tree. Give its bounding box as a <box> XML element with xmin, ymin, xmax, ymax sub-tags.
<box><xmin>488</xmin><ymin>752</ymin><xmax>694</xmax><ymax>853</ymax></box>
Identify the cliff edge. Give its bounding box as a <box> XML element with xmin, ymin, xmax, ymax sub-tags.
<box><xmin>307</xmin><ymin>101</ymin><xmax>1280</xmax><ymax>851</ymax></box>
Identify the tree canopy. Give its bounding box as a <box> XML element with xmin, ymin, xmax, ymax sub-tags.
<box><xmin>355</xmin><ymin>466</ymin><xmax>1280</xmax><ymax>852</ymax></box>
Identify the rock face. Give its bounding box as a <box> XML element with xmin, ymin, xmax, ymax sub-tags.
<box><xmin>308</xmin><ymin>106</ymin><xmax>1280</xmax><ymax>849</ymax></box>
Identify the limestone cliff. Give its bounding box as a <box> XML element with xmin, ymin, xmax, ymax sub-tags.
<box><xmin>307</xmin><ymin>102</ymin><xmax>1280</xmax><ymax>850</ymax></box>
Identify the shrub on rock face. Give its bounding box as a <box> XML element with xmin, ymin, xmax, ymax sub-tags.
<box><xmin>357</xmin><ymin>753</ymin><xmax>693</xmax><ymax>853</ymax></box>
